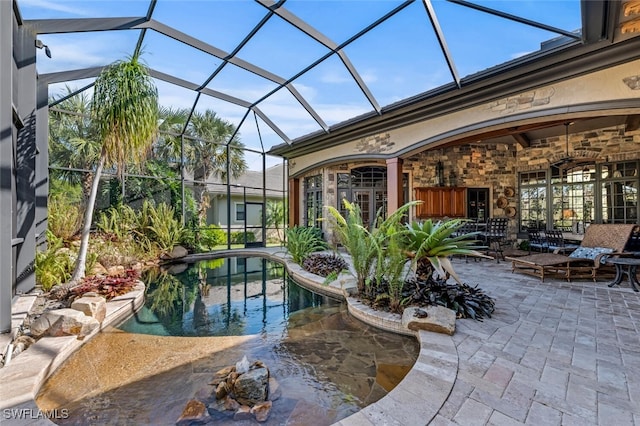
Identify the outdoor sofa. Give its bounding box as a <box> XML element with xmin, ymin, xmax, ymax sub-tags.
<box><xmin>505</xmin><ymin>224</ymin><xmax>637</xmax><ymax>282</ymax></box>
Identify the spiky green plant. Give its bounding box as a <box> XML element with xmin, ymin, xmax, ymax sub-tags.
<box><xmin>325</xmin><ymin>200</ymin><xmax>418</xmax><ymax>294</ymax></box>
<box><xmin>286</xmin><ymin>226</ymin><xmax>327</xmax><ymax>264</ymax></box>
<box><xmin>404</xmin><ymin>219</ymin><xmax>488</xmax><ymax>283</ymax></box>
<box><xmin>35</xmin><ymin>231</ymin><xmax>75</xmax><ymax>291</ymax></box>
<box><xmin>145</xmin><ymin>202</ymin><xmax>186</xmax><ymax>253</ymax></box>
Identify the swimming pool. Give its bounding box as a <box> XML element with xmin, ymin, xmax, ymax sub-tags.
<box><xmin>36</xmin><ymin>257</ymin><xmax>419</xmax><ymax>425</ymax></box>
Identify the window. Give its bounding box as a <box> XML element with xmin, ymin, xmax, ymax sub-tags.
<box><xmin>304</xmin><ymin>175</ymin><xmax>322</xmax><ymax>227</ymax></box>
<box><xmin>519</xmin><ymin>171</ymin><xmax>547</xmax><ymax>231</ymax></box>
<box><xmin>551</xmin><ymin>165</ymin><xmax>595</xmax><ymax>232</ymax></box>
<box><xmin>236</xmin><ymin>203</ymin><xmax>245</xmax><ymax>221</ymax></box>
<box><xmin>601</xmin><ymin>162</ymin><xmax>638</xmax><ymax>224</ymax></box>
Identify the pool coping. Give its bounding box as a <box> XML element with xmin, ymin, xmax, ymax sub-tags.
<box><xmin>0</xmin><ymin>249</ymin><xmax>457</xmax><ymax>425</ymax></box>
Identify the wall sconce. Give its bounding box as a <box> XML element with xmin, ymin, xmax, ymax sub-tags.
<box><xmin>35</xmin><ymin>39</ymin><xmax>52</xmax><ymax>58</ymax></box>
<box><xmin>436</xmin><ymin>160</ymin><xmax>445</xmax><ymax>187</ymax></box>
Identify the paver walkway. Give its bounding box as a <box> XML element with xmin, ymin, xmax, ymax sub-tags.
<box><xmin>434</xmin><ymin>258</ymin><xmax>640</xmax><ymax>426</ymax></box>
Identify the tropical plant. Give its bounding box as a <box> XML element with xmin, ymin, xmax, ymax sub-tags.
<box><xmin>325</xmin><ymin>200</ymin><xmax>417</xmax><ymax>294</ymax></box>
<box><xmin>404</xmin><ymin>219</ymin><xmax>488</xmax><ymax>283</ymax></box>
<box><xmin>47</xmin><ymin>195</ymin><xmax>83</xmax><ymax>242</ymax></box>
<box><xmin>286</xmin><ymin>226</ymin><xmax>327</xmax><ymax>264</ymax></box>
<box><xmin>266</xmin><ymin>200</ymin><xmax>285</xmax><ymax>244</ymax></box>
<box><xmin>35</xmin><ymin>231</ymin><xmax>74</xmax><ymax>291</ymax></box>
<box><xmin>96</xmin><ymin>204</ymin><xmax>139</xmax><ymax>241</ymax></box>
<box><xmin>70</xmin><ymin>53</ymin><xmax>159</xmax><ymax>282</ymax></box>
<box><xmin>141</xmin><ymin>201</ymin><xmax>186</xmax><ymax>253</ymax></box>
<box><xmin>48</xmin><ymin>86</ymin><xmax>101</xmax><ymax>200</ymax></box>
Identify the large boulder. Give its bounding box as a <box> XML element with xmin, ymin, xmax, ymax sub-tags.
<box><xmin>30</xmin><ymin>308</ymin><xmax>100</xmax><ymax>338</ymax></box>
<box><xmin>402</xmin><ymin>306</ymin><xmax>456</xmax><ymax>335</ymax></box>
<box><xmin>232</xmin><ymin>367</ymin><xmax>269</xmax><ymax>406</ymax></box>
<box><xmin>71</xmin><ymin>295</ymin><xmax>107</xmax><ymax>323</ymax></box>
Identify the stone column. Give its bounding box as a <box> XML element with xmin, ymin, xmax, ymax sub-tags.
<box><xmin>386</xmin><ymin>157</ymin><xmax>403</xmax><ymax>215</ymax></box>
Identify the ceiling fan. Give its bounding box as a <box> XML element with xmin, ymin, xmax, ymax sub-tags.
<box><xmin>551</xmin><ymin>122</ymin><xmax>575</xmax><ymax>167</ymax></box>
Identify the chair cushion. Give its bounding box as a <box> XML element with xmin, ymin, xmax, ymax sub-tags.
<box><xmin>569</xmin><ymin>246</ymin><xmax>614</xmax><ymax>260</ymax></box>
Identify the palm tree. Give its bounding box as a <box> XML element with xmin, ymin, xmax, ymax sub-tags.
<box><xmin>266</xmin><ymin>200</ymin><xmax>285</xmax><ymax>244</ymax></box>
<box><xmin>70</xmin><ymin>54</ymin><xmax>159</xmax><ymax>282</ymax></box>
<box><xmin>184</xmin><ymin>110</ymin><xmax>247</xmax><ymax>225</ymax></box>
<box><xmin>48</xmin><ymin>86</ymin><xmax>101</xmax><ymax>200</ymax></box>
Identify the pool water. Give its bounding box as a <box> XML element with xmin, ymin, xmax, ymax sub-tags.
<box><xmin>36</xmin><ymin>257</ymin><xmax>419</xmax><ymax>425</ymax></box>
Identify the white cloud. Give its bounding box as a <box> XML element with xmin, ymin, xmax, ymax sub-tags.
<box><xmin>20</xmin><ymin>0</ymin><xmax>90</xmax><ymax>16</ymax></box>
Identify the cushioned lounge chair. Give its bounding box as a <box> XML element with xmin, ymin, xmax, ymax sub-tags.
<box><xmin>505</xmin><ymin>224</ymin><xmax>636</xmax><ymax>282</ymax></box>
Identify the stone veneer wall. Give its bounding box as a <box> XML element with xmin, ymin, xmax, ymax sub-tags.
<box><xmin>296</xmin><ymin>124</ymin><xmax>639</xmax><ymax>243</ymax></box>
<box><xmin>516</xmin><ymin>124</ymin><xmax>640</xmax><ymax>171</ymax></box>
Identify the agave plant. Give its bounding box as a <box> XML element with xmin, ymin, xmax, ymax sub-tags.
<box><xmin>404</xmin><ymin>219</ymin><xmax>488</xmax><ymax>284</ymax></box>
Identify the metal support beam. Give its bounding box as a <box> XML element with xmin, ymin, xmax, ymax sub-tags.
<box><xmin>0</xmin><ymin>0</ymin><xmax>13</xmax><ymax>333</ymax></box>
<box><xmin>14</xmin><ymin>11</ymin><xmax>38</xmax><ymax>296</ymax></box>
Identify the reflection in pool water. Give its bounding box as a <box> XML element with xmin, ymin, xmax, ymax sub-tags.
<box><xmin>37</xmin><ymin>257</ymin><xmax>419</xmax><ymax>425</ymax></box>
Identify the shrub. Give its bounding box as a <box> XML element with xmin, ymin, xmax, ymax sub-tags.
<box><xmin>195</xmin><ymin>224</ymin><xmax>226</xmax><ymax>251</ymax></box>
<box><xmin>230</xmin><ymin>231</ymin><xmax>257</xmax><ymax>245</ymax></box>
<box><xmin>47</xmin><ymin>196</ymin><xmax>83</xmax><ymax>241</ymax></box>
<box><xmin>35</xmin><ymin>231</ymin><xmax>74</xmax><ymax>291</ymax></box>
<box><xmin>286</xmin><ymin>226</ymin><xmax>327</xmax><ymax>264</ymax></box>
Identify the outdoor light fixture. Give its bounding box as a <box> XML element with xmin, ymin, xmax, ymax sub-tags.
<box><xmin>35</xmin><ymin>39</ymin><xmax>52</xmax><ymax>58</ymax></box>
<box><xmin>436</xmin><ymin>160</ymin><xmax>445</xmax><ymax>186</ymax></box>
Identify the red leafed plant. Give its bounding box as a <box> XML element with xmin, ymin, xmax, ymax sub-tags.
<box><xmin>70</xmin><ymin>269</ymin><xmax>140</xmax><ymax>300</ymax></box>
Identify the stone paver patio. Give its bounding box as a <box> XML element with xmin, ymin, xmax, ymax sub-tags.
<box><xmin>436</xmin><ymin>258</ymin><xmax>640</xmax><ymax>426</ymax></box>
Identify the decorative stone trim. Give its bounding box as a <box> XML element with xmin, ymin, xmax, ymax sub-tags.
<box><xmin>486</xmin><ymin>87</ymin><xmax>555</xmax><ymax>115</ymax></box>
<box><xmin>355</xmin><ymin>133</ymin><xmax>395</xmax><ymax>153</ymax></box>
<box><xmin>623</xmin><ymin>75</ymin><xmax>640</xmax><ymax>90</ymax></box>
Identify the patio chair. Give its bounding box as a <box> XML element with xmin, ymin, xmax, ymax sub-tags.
<box><xmin>527</xmin><ymin>229</ymin><xmax>548</xmax><ymax>253</ymax></box>
<box><xmin>505</xmin><ymin>224</ymin><xmax>637</xmax><ymax>282</ymax></box>
<box><xmin>480</xmin><ymin>217</ymin><xmax>509</xmax><ymax>263</ymax></box>
<box><xmin>545</xmin><ymin>229</ymin><xmax>580</xmax><ymax>254</ymax></box>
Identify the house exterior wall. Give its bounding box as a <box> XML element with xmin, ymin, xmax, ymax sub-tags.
<box><xmin>288</xmin><ymin>59</ymin><xmax>640</xmax><ymax>177</ymax></box>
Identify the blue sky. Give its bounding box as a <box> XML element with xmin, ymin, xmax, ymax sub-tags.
<box><xmin>20</xmin><ymin>0</ymin><xmax>582</xmax><ymax>167</ymax></box>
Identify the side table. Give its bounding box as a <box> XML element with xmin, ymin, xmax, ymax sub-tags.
<box><xmin>605</xmin><ymin>257</ymin><xmax>640</xmax><ymax>292</ymax></box>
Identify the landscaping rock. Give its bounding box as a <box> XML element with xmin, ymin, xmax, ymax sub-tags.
<box><xmin>71</xmin><ymin>295</ymin><xmax>107</xmax><ymax>323</ymax></box>
<box><xmin>169</xmin><ymin>245</ymin><xmax>188</xmax><ymax>259</ymax></box>
<box><xmin>11</xmin><ymin>335</ymin><xmax>36</xmax><ymax>357</ymax></box>
<box><xmin>233</xmin><ymin>367</ymin><xmax>269</xmax><ymax>406</ymax></box>
<box><xmin>402</xmin><ymin>306</ymin><xmax>456</xmax><ymax>335</ymax></box>
<box><xmin>106</xmin><ymin>265</ymin><xmax>125</xmax><ymax>276</ymax></box>
<box><xmin>30</xmin><ymin>308</ymin><xmax>100</xmax><ymax>337</ymax></box>
<box><xmin>267</xmin><ymin>377</ymin><xmax>281</xmax><ymax>401</ymax></box>
<box><xmin>251</xmin><ymin>401</ymin><xmax>272</xmax><ymax>422</ymax></box>
<box><xmin>234</xmin><ymin>405</ymin><xmax>252</xmax><ymax>421</ymax></box>
<box><xmin>175</xmin><ymin>399</ymin><xmax>210</xmax><ymax>425</ymax></box>
<box><xmin>90</xmin><ymin>262</ymin><xmax>108</xmax><ymax>276</ymax></box>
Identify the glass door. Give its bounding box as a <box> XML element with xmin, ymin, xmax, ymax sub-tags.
<box><xmin>352</xmin><ymin>190</ymin><xmax>372</xmax><ymax>228</ymax></box>
<box><xmin>245</xmin><ymin>202</ymin><xmax>264</xmax><ymax>247</ymax></box>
